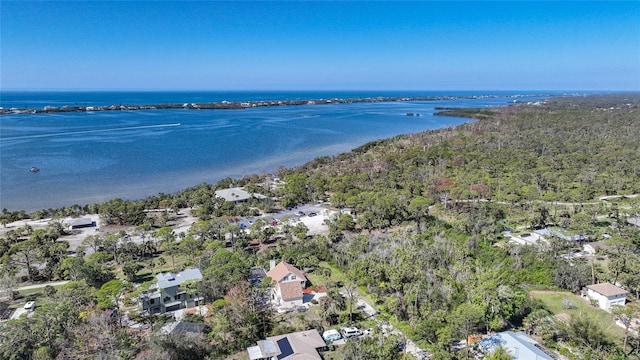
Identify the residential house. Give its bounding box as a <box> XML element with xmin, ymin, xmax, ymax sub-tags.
<box><xmin>247</xmin><ymin>329</ymin><xmax>326</xmax><ymax>360</ymax></box>
<box><xmin>66</xmin><ymin>217</ymin><xmax>95</xmax><ymax>230</ymax></box>
<box><xmin>140</xmin><ymin>268</ymin><xmax>203</xmax><ymax>314</ymax></box>
<box><xmin>477</xmin><ymin>331</ymin><xmax>555</xmax><ymax>360</ymax></box>
<box><xmin>215</xmin><ymin>187</ymin><xmax>252</xmax><ymax>203</ymax></box>
<box><xmin>215</xmin><ymin>187</ymin><xmax>266</xmax><ymax>203</ymax></box>
<box><xmin>534</xmin><ymin>228</ymin><xmax>587</xmax><ymax>243</ymax></box>
<box><xmin>266</xmin><ymin>260</ymin><xmax>307</xmax><ymax>308</ymax></box>
<box><xmin>584</xmin><ymin>283</ymin><xmax>627</xmax><ymax>311</ymax></box>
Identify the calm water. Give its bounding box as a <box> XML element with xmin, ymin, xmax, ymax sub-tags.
<box><xmin>0</xmin><ymin>91</ymin><xmax>549</xmax><ymax>211</ymax></box>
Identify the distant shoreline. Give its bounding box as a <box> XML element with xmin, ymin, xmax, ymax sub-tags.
<box><xmin>0</xmin><ymin>93</ymin><xmax>551</xmax><ymax>212</ymax></box>
<box><xmin>0</xmin><ymin>94</ymin><xmax>542</xmax><ymax>115</ymax></box>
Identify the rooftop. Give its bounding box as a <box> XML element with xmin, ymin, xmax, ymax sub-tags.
<box><xmin>535</xmin><ymin>228</ymin><xmax>586</xmax><ymax>242</ymax></box>
<box><xmin>267</xmin><ymin>261</ymin><xmax>307</xmax><ymax>283</ymax></box>
<box><xmin>586</xmin><ymin>283</ymin><xmax>627</xmax><ymax>297</ymax></box>
<box><xmin>250</xmin><ymin>329</ymin><xmax>325</xmax><ymax>360</ymax></box>
<box><xmin>215</xmin><ymin>187</ymin><xmax>252</xmax><ymax>202</ymax></box>
<box><xmin>155</xmin><ymin>268</ymin><xmax>203</xmax><ymax>290</ymax></box>
<box><xmin>67</xmin><ymin>217</ymin><xmax>94</xmax><ymax>226</ymax></box>
<box><xmin>278</xmin><ymin>281</ymin><xmax>304</xmax><ymax>301</ymax></box>
<box><xmin>478</xmin><ymin>331</ymin><xmax>554</xmax><ymax>360</ymax></box>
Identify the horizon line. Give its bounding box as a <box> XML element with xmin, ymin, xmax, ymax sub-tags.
<box><xmin>2</xmin><ymin>89</ymin><xmax>635</xmax><ymax>93</ymax></box>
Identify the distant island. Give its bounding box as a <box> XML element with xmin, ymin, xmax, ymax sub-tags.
<box><xmin>0</xmin><ymin>94</ymin><xmax>544</xmax><ymax>115</ymax></box>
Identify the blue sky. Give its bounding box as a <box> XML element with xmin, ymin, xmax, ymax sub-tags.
<box><xmin>2</xmin><ymin>1</ymin><xmax>639</xmax><ymax>91</ymax></box>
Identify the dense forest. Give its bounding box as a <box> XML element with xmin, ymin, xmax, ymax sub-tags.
<box><xmin>0</xmin><ymin>94</ymin><xmax>639</xmax><ymax>360</ymax></box>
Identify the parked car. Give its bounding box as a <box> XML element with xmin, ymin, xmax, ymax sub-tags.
<box><xmin>295</xmin><ymin>211</ymin><xmax>305</xmax><ymax>216</ymax></box>
<box><xmin>308</xmin><ymin>212</ymin><xmax>317</xmax><ymax>217</ymax></box>
<box><xmin>24</xmin><ymin>301</ymin><xmax>36</xmax><ymax>311</ymax></box>
<box><xmin>341</xmin><ymin>326</ymin><xmax>362</xmax><ymax>338</ymax></box>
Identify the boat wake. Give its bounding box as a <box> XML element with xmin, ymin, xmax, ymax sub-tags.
<box><xmin>2</xmin><ymin>123</ymin><xmax>182</xmax><ymax>141</ymax></box>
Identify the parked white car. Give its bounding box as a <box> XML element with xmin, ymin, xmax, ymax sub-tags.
<box><xmin>24</xmin><ymin>301</ymin><xmax>36</xmax><ymax>311</ymax></box>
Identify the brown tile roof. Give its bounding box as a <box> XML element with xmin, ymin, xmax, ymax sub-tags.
<box><xmin>587</xmin><ymin>283</ymin><xmax>627</xmax><ymax>297</ymax></box>
<box><xmin>278</xmin><ymin>281</ymin><xmax>303</xmax><ymax>301</ymax></box>
<box><xmin>267</xmin><ymin>261</ymin><xmax>306</xmax><ymax>283</ymax></box>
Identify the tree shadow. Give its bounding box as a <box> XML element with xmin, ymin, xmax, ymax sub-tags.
<box><xmin>135</xmin><ymin>271</ymin><xmax>155</xmax><ymax>283</ymax></box>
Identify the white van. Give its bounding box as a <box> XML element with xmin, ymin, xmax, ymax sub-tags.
<box><xmin>341</xmin><ymin>326</ymin><xmax>362</xmax><ymax>338</ymax></box>
<box><xmin>24</xmin><ymin>301</ymin><xmax>36</xmax><ymax>311</ymax></box>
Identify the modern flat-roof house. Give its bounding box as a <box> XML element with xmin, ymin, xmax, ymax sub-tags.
<box><xmin>266</xmin><ymin>260</ymin><xmax>307</xmax><ymax>308</ymax></box>
<box><xmin>477</xmin><ymin>331</ymin><xmax>555</xmax><ymax>360</ymax></box>
<box><xmin>584</xmin><ymin>283</ymin><xmax>627</xmax><ymax>311</ymax></box>
<box><xmin>140</xmin><ymin>268</ymin><xmax>203</xmax><ymax>314</ymax></box>
<box><xmin>247</xmin><ymin>329</ymin><xmax>326</xmax><ymax>360</ymax></box>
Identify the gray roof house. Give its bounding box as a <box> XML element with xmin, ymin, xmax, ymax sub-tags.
<box><xmin>534</xmin><ymin>228</ymin><xmax>587</xmax><ymax>242</ymax></box>
<box><xmin>247</xmin><ymin>329</ymin><xmax>326</xmax><ymax>360</ymax></box>
<box><xmin>215</xmin><ymin>188</ymin><xmax>252</xmax><ymax>203</ymax></box>
<box><xmin>140</xmin><ymin>268</ymin><xmax>203</xmax><ymax>314</ymax></box>
<box><xmin>477</xmin><ymin>331</ymin><xmax>555</xmax><ymax>360</ymax></box>
<box><xmin>67</xmin><ymin>217</ymin><xmax>95</xmax><ymax>230</ymax></box>
<box><xmin>215</xmin><ymin>187</ymin><xmax>266</xmax><ymax>203</ymax></box>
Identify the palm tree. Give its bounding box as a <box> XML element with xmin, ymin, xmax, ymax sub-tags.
<box><xmin>485</xmin><ymin>344</ymin><xmax>512</xmax><ymax>360</ymax></box>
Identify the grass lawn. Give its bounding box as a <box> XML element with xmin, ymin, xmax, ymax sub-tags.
<box><xmin>530</xmin><ymin>290</ymin><xmax>626</xmax><ymax>341</ymax></box>
<box><xmin>306</xmin><ymin>262</ymin><xmax>378</xmax><ymax>308</ymax></box>
<box><xmin>112</xmin><ymin>252</ymin><xmax>195</xmax><ymax>283</ymax></box>
<box><xmin>305</xmin><ymin>262</ymin><xmax>348</xmax><ymax>287</ymax></box>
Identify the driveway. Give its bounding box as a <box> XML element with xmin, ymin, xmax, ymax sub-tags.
<box><xmin>9</xmin><ymin>306</ymin><xmax>34</xmax><ymax>320</ymax></box>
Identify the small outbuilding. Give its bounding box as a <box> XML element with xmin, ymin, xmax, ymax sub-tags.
<box><xmin>584</xmin><ymin>283</ymin><xmax>627</xmax><ymax>311</ymax></box>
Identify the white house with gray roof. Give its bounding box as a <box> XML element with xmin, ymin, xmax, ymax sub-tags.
<box><xmin>584</xmin><ymin>283</ymin><xmax>627</xmax><ymax>311</ymax></box>
<box><xmin>140</xmin><ymin>268</ymin><xmax>203</xmax><ymax>314</ymax></box>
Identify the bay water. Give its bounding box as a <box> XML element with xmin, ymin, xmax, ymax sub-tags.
<box><xmin>1</xmin><ymin>91</ymin><xmax>548</xmax><ymax>211</ymax></box>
